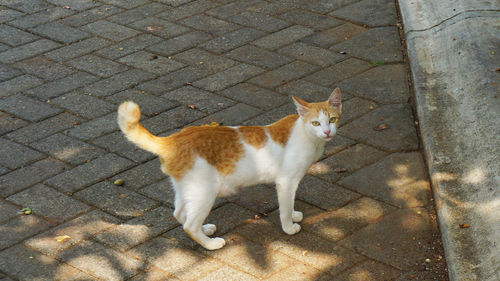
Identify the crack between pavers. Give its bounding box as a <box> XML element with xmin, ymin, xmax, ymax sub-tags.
<box><xmin>406</xmin><ymin>9</ymin><xmax>500</xmax><ymax>33</ymax></box>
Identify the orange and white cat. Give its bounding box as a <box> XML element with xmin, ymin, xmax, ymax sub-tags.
<box><xmin>118</xmin><ymin>88</ymin><xmax>342</xmax><ymax>250</ymax></box>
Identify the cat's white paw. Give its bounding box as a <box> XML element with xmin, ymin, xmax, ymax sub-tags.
<box><xmin>283</xmin><ymin>223</ymin><xmax>301</xmax><ymax>235</ymax></box>
<box><xmin>292</xmin><ymin>211</ymin><xmax>303</xmax><ymax>222</ymax></box>
<box><xmin>202</xmin><ymin>224</ymin><xmax>217</xmax><ymax>236</ymax></box>
<box><xmin>203</xmin><ymin>237</ymin><xmax>226</xmax><ymax>250</ymax></box>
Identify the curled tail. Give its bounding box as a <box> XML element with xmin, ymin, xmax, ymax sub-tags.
<box><xmin>117</xmin><ymin>101</ymin><xmax>165</xmax><ymax>155</ymax></box>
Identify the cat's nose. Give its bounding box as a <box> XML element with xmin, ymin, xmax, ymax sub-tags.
<box><xmin>323</xmin><ymin>130</ymin><xmax>331</xmax><ymax>137</ymax></box>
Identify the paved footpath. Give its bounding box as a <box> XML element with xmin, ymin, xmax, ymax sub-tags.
<box><xmin>0</xmin><ymin>0</ymin><xmax>449</xmax><ymax>280</ymax></box>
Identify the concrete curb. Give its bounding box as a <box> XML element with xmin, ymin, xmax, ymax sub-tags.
<box><xmin>397</xmin><ymin>1</ymin><xmax>500</xmax><ymax>280</ymax></box>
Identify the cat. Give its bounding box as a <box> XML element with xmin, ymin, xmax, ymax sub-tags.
<box><xmin>117</xmin><ymin>88</ymin><xmax>342</xmax><ymax>250</ymax></box>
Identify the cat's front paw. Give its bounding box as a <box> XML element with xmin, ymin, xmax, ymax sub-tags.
<box><xmin>283</xmin><ymin>223</ymin><xmax>301</xmax><ymax>235</ymax></box>
<box><xmin>292</xmin><ymin>211</ymin><xmax>303</xmax><ymax>222</ymax></box>
<box><xmin>203</xmin><ymin>237</ymin><xmax>226</xmax><ymax>250</ymax></box>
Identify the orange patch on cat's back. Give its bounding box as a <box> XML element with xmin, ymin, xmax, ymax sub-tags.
<box><xmin>238</xmin><ymin>126</ymin><xmax>267</xmax><ymax>149</ymax></box>
<box><xmin>160</xmin><ymin>126</ymin><xmax>244</xmax><ymax>180</ymax></box>
<box><xmin>267</xmin><ymin>114</ymin><xmax>299</xmax><ymax>146</ymax></box>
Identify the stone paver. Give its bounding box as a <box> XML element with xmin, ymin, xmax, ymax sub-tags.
<box><xmin>0</xmin><ymin>0</ymin><xmax>448</xmax><ymax>280</ymax></box>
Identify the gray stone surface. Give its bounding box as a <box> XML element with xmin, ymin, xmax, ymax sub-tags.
<box><xmin>0</xmin><ymin>157</ymin><xmax>69</xmax><ymax>197</ymax></box>
<box><xmin>118</xmin><ymin>51</ymin><xmax>185</xmax><ymax>75</ymax></box>
<box><xmin>82</xmin><ymin>20</ymin><xmax>140</xmax><ymax>41</ymax></box>
<box><xmin>75</xmin><ymin>181</ymin><xmax>158</xmax><ymax>219</ymax></box>
<box><xmin>0</xmin><ymin>24</ymin><xmax>39</xmax><ymax>47</ymax></box>
<box><xmin>301</xmin><ymin>23</ymin><xmax>366</xmax><ymax>48</ymax></box>
<box><xmin>66</xmin><ymin>54</ymin><xmax>128</xmax><ymax>78</ymax></box>
<box><xmin>66</xmin><ymin>112</ymin><xmax>119</xmax><ymax>140</ymax></box>
<box><xmin>278</xmin><ymin>42</ymin><xmax>344</xmax><ymax>67</ymax></box>
<box><xmin>398</xmin><ymin>1</ymin><xmax>500</xmax><ymax>279</ymax></box>
<box><xmin>225</xmin><ymin>44</ymin><xmax>292</xmax><ymax>70</ymax></box>
<box><xmin>30</xmin><ymin>133</ymin><xmax>105</xmax><ymax>165</ymax></box>
<box><xmin>249</xmin><ymin>61</ymin><xmax>318</xmax><ymax>89</ymax></box>
<box><xmin>44</xmin><ymin>37</ymin><xmax>111</xmax><ymax>62</ymax></box>
<box><xmin>7</xmin><ymin>184</ymin><xmax>91</xmax><ymax>223</ymax></box>
<box><xmin>338</xmin><ymin>104</ymin><xmax>419</xmax><ymax>152</ymax></box>
<box><xmin>96</xmin><ymin>207</ymin><xmax>177</xmax><ymax>251</ymax></box>
<box><xmin>25</xmin><ymin>210</ymin><xmax>120</xmax><ymax>256</ymax></box>
<box><xmin>0</xmin><ymin>39</ymin><xmax>60</xmax><ymax>64</ymax></box>
<box><xmin>105</xmin><ymin>89</ymin><xmax>179</xmax><ymax>117</ymax></box>
<box><xmin>337</xmin><ymin>64</ymin><xmax>409</xmax><ymax>104</ymax></box>
<box><xmin>24</xmin><ymin>71</ymin><xmax>99</xmax><ymax>100</ymax></box>
<box><xmin>146</xmin><ymin>31</ymin><xmax>213</xmax><ymax>56</ymax></box>
<box><xmin>46</xmin><ymin>153</ymin><xmax>134</xmax><ymax>193</ymax></box>
<box><xmin>0</xmin><ymin>138</ymin><xmax>44</xmax><ymax>169</ymax></box>
<box><xmin>0</xmin><ymin>214</ymin><xmax>52</xmax><ymax>250</ymax></box>
<box><xmin>56</xmin><ymin>240</ymin><xmax>144</xmax><ymax>280</ymax></box>
<box><xmin>297</xmin><ymin>175</ymin><xmax>360</xmax><ymax>210</ymax></box>
<box><xmin>0</xmin><ymin>244</ymin><xmax>94</xmax><ymax>281</ymax></box>
<box><xmin>6</xmin><ymin>112</ymin><xmax>82</xmax><ymax>144</ymax></box>
<box><xmin>0</xmin><ymin>199</ymin><xmax>18</xmax><ymax>223</ymax></box>
<box><xmin>0</xmin><ymin>0</ymin><xmax>451</xmax><ymax>279</ymax></box>
<box><xmin>111</xmin><ymin>158</ymin><xmax>165</xmax><ymax>190</ymax></box>
<box><xmin>220</xmin><ymin>83</ymin><xmax>288</xmax><ymax>110</ymax></box>
<box><xmin>331</xmin><ymin>27</ymin><xmax>403</xmax><ymax>63</ymax></box>
<box><xmin>227</xmin><ymin>11</ymin><xmax>290</xmax><ymax>32</ymax></box>
<box><xmin>339</xmin><ymin>152</ymin><xmax>431</xmax><ymax>208</ymax></box>
<box><xmin>0</xmin><ymin>112</ymin><xmax>28</xmax><ymax>136</ymax></box>
<box><xmin>201</xmin><ymin>27</ymin><xmax>265</xmax><ymax>54</ymax></box>
<box><xmin>280</xmin><ymin>9</ymin><xmax>343</xmax><ymax>31</ymax></box>
<box><xmin>128</xmin><ymin>17</ymin><xmax>190</xmax><ymax>39</ymax></box>
<box><xmin>0</xmin><ymin>74</ymin><xmax>42</xmax><ymax>97</ymax></box>
<box><xmin>254</xmin><ymin>25</ymin><xmax>313</xmax><ymax>50</ymax></box>
<box><xmin>340</xmin><ymin>208</ymin><xmax>434</xmax><ymax>270</ymax></box>
<box><xmin>163</xmin><ymin>86</ymin><xmax>235</xmax><ymax>113</ymax></box>
<box><xmin>13</xmin><ymin>56</ymin><xmax>75</xmax><ymax>80</ymax></box>
<box><xmin>83</xmin><ymin>69</ymin><xmax>155</xmax><ymax>97</ymax></box>
<box><xmin>30</xmin><ymin>22</ymin><xmax>90</xmax><ymax>44</ymax></box>
<box><xmin>193</xmin><ymin>63</ymin><xmax>264</xmax><ymax>92</ymax></box>
<box><xmin>11</xmin><ymin>6</ymin><xmax>74</xmax><ymax>28</ymax></box>
<box><xmin>304</xmin><ymin>58</ymin><xmax>372</xmax><ymax>87</ymax></box>
<box><xmin>174</xmin><ymin>48</ymin><xmax>237</xmax><ymax>74</ymax></box>
<box><xmin>330</xmin><ymin>0</ymin><xmax>397</xmax><ymax>27</ymax></box>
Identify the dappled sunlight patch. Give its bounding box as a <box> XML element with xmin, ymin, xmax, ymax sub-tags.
<box><xmin>307</xmin><ymin>161</ymin><xmax>331</xmax><ymax>175</ymax></box>
<box><xmin>204</xmin><ymin>233</ymin><xmax>293</xmax><ymax>278</ymax></box>
<box><xmin>306</xmin><ymin>198</ymin><xmax>396</xmax><ymax>242</ymax></box>
<box><xmin>269</xmin><ymin>231</ymin><xmax>364</xmax><ymax>275</ymax></box>
<box><xmin>64</xmin><ymin>254</ymin><xmax>124</xmax><ymax>281</ymax></box>
<box><xmin>96</xmin><ymin>224</ymin><xmax>151</xmax><ymax>251</ymax></box>
<box><xmin>462</xmin><ymin>167</ymin><xmax>486</xmax><ymax>184</ymax></box>
<box><xmin>54</xmin><ymin>146</ymin><xmax>84</xmax><ymax>161</ymax></box>
<box><xmin>58</xmin><ymin>241</ymin><xmax>144</xmax><ymax>281</ymax></box>
<box><xmin>336</xmin><ymin>260</ymin><xmax>401</xmax><ymax>281</ymax></box>
<box><xmin>25</xmin><ymin>211</ymin><xmax>120</xmax><ymax>255</ymax></box>
<box><xmin>134</xmin><ymin>237</ymin><xmax>221</xmax><ymax>280</ymax></box>
<box><xmin>433</xmin><ymin>172</ymin><xmax>457</xmax><ymax>182</ymax></box>
<box><xmin>400</xmin><ymin>208</ymin><xmax>430</xmax><ymax>232</ymax></box>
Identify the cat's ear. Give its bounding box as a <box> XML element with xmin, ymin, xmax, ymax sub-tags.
<box><xmin>292</xmin><ymin>96</ymin><xmax>309</xmax><ymax>117</ymax></box>
<box><xmin>328</xmin><ymin>88</ymin><xmax>342</xmax><ymax>112</ymax></box>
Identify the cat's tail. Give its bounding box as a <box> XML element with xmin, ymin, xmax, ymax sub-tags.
<box><xmin>117</xmin><ymin>101</ymin><xmax>165</xmax><ymax>155</ymax></box>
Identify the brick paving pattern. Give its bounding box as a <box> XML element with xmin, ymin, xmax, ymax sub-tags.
<box><xmin>0</xmin><ymin>0</ymin><xmax>448</xmax><ymax>280</ymax></box>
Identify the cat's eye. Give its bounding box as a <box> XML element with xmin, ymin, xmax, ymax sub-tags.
<box><xmin>311</xmin><ymin>121</ymin><xmax>320</xmax><ymax>126</ymax></box>
<box><xmin>329</xmin><ymin>117</ymin><xmax>338</xmax><ymax>123</ymax></box>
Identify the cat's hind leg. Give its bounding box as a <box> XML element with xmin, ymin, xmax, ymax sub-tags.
<box><xmin>172</xmin><ymin>182</ymin><xmax>187</xmax><ymax>224</ymax></box>
<box><xmin>182</xmin><ymin>184</ymin><xmax>225</xmax><ymax>250</ymax></box>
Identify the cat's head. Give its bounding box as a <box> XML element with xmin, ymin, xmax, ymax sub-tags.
<box><xmin>292</xmin><ymin>88</ymin><xmax>342</xmax><ymax>142</ymax></box>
